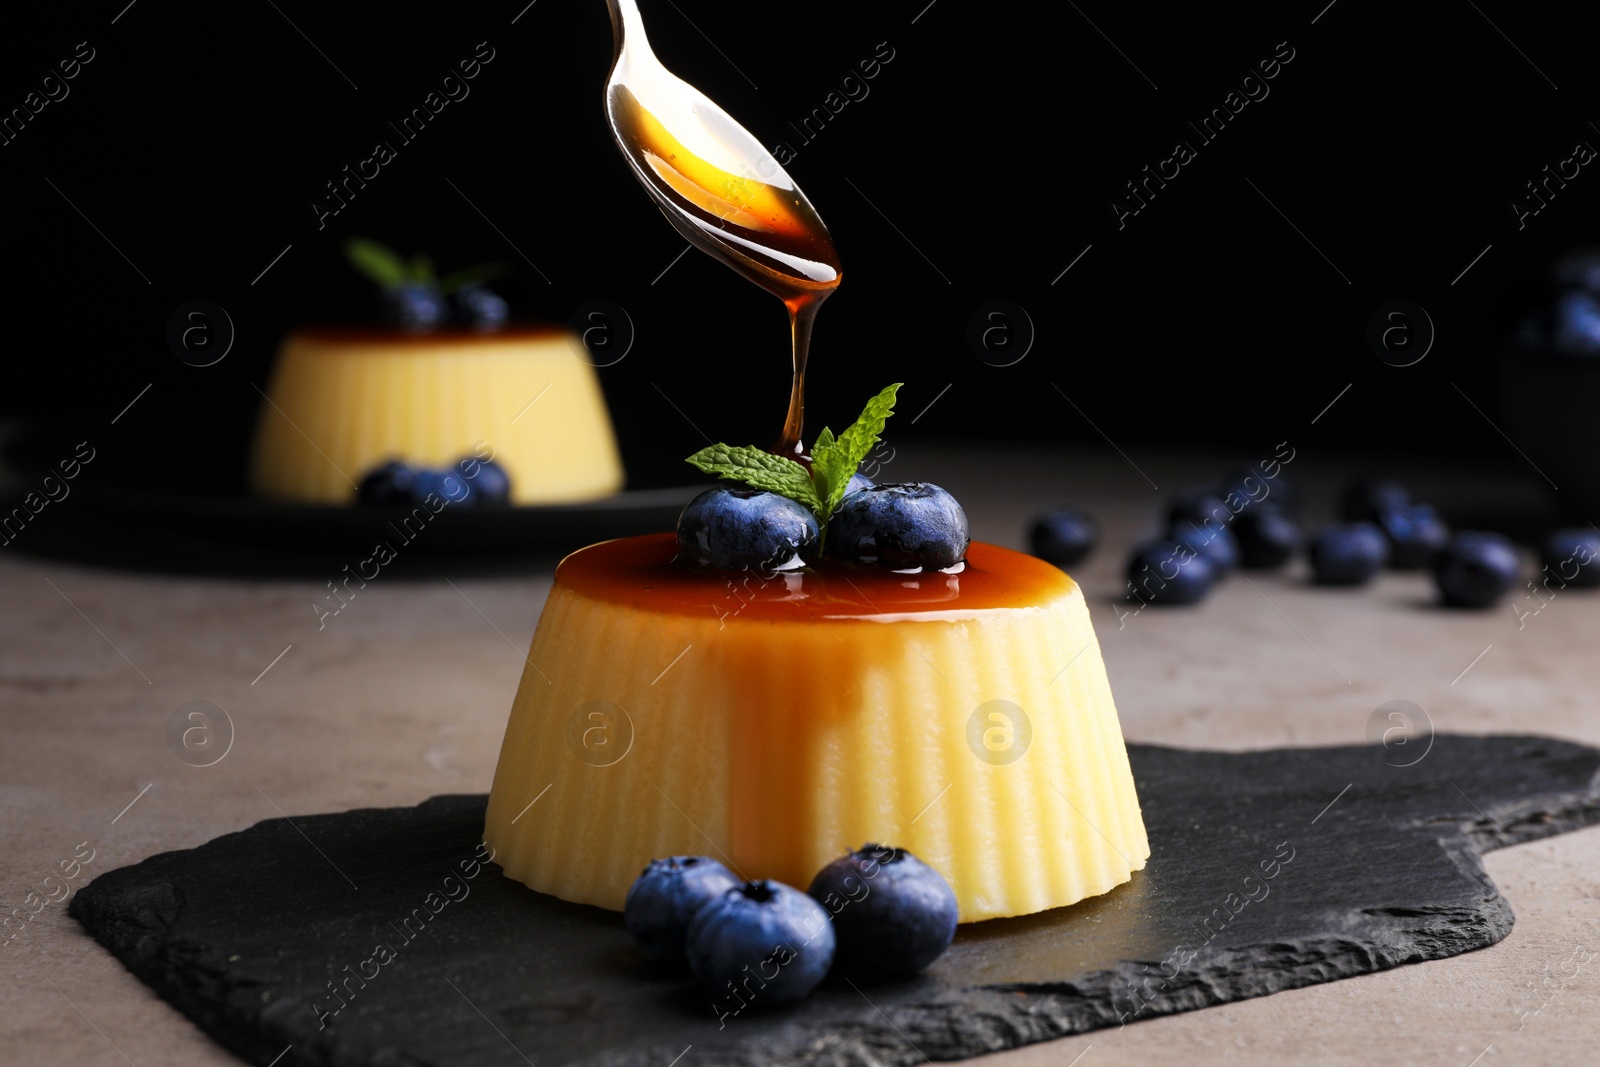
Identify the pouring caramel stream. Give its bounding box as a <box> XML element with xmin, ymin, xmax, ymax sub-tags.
<box><xmin>604</xmin><ymin>0</ymin><xmax>842</xmax><ymax>453</ymax></box>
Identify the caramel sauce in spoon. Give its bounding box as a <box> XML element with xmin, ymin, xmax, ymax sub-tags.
<box><xmin>604</xmin><ymin>0</ymin><xmax>842</xmax><ymax>454</ymax></box>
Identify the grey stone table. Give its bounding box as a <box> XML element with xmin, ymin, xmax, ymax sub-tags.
<box><xmin>3</xmin><ymin>444</ymin><xmax>1598</xmax><ymax>1066</ymax></box>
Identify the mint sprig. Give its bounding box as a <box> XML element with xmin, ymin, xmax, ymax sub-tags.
<box><xmin>812</xmin><ymin>382</ymin><xmax>899</xmax><ymax>518</ymax></box>
<box><xmin>682</xmin><ymin>444</ymin><xmax>820</xmax><ymax>509</ymax></box>
<box><xmin>343</xmin><ymin>238</ymin><xmax>409</xmax><ymax>288</ymax></box>
<box><xmin>685</xmin><ymin>383</ymin><xmax>903</xmax><ymax>533</ymax></box>
<box><xmin>342</xmin><ymin>237</ymin><xmax>504</xmax><ymax>293</ymax></box>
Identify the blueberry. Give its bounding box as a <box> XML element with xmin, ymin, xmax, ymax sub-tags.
<box><xmin>1309</xmin><ymin>523</ymin><xmax>1389</xmax><ymax>585</ymax></box>
<box><xmin>1233</xmin><ymin>506</ymin><xmax>1300</xmax><ymax>569</ymax></box>
<box><xmin>685</xmin><ymin>880</ymin><xmax>834</xmax><ymax>1005</ymax></box>
<box><xmin>458</xmin><ymin>457</ymin><xmax>512</xmax><ymax>507</ymax></box>
<box><xmin>356</xmin><ymin>460</ymin><xmax>415</xmax><ymax>506</ymax></box>
<box><xmin>1541</xmin><ymin>527</ymin><xmax>1600</xmax><ymax>590</ymax></box>
<box><xmin>1166</xmin><ymin>486</ymin><xmax>1234</xmax><ymax>529</ymax></box>
<box><xmin>381</xmin><ymin>282</ymin><xmax>448</xmax><ymax>332</ymax></box>
<box><xmin>453</xmin><ymin>283</ymin><xmax>510</xmax><ymax>331</ymax></box>
<box><xmin>678</xmin><ymin>487</ymin><xmax>818</xmax><ymax>571</ymax></box>
<box><xmin>1341</xmin><ymin>479</ymin><xmax>1411</xmax><ymax>524</ymax></box>
<box><xmin>1029</xmin><ymin>506</ymin><xmax>1099</xmax><ymax>568</ymax></box>
<box><xmin>1169</xmin><ymin>518</ymin><xmax>1240</xmax><ymax>575</ymax></box>
<box><xmin>1550</xmin><ymin>290</ymin><xmax>1600</xmax><ymax>357</ymax></box>
<box><xmin>807</xmin><ymin>845</ymin><xmax>958</xmax><ymax>977</ymax></box>
<box><xmin>411</xmin><ymin>468</ymin><xmax>475</xmax><ymax>507</ymax></box>
<box><xmin>827</xmin><ymin>483</ymin><xmax>969</xmax><ymax>571</ymax></box>
<box><xmin>844</xmin><ymin>471</ymin><xmax>876</xmax><ymax>495</ymax></box>
<box><xmin>1125</xmin><ymin>539</ymin><xmax>1215</xmax><ymax>606</ymax></box>
<box><xmin>1380</xmin><ymin>503</ymin><xmax>1450</xmax><ymax>570</ymax></box>
<box><xmin>1433</xmin><ymin>531</ymin><xmax>1520</xmax><ymax>608</ymax></box>
<box><xmin>1219</xmin><ymin>469</ymin><xmax>1297</xmax><ymax>517</ymax></box>
<box><xmin>623</xmin><ymin>856</ymin><xmax>742</xmax><ymax>962</ymax></box>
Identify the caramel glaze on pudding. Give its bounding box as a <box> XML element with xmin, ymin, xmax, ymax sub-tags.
<box><xmin>561</xmin><ymin>533</ymin><xmax>1071</xmax><ymax>616</ymax></box>
<box><xmin>484</xmin><ymin>533</ymin><xmax>1150</xmax><ymax>923</ymax></box>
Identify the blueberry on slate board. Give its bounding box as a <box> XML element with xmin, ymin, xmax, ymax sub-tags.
<box><xmin>1341</xmin><ymin>479</ymin><xmax>1411</xmax><ymax>524</ymax></box>
<box><xmin>1541</xmin><ymin>527</ymin><xmax>1600</xmax><ymax>589</ymax></box>
<box><xmin>827</xmin><ymin>483</ymin><xmax>969</xmax><ymax>571</ymax></box>
<box><xmin>1309</xmin><ymin>523</ymin><xmax>1389</xmax><ymax>586</ymax></box>
<box><xmin>685</xmin><ymin>880</ymin><xmax>834</xmax><ymax>1004</ymax></box>
<box><xmin>1234</xmin><ymin>506</ymin><xmax>1300</xmax><ymax>569</ymax></box>
<box><xmin>1126</xmin><ymin>539</ymin><xmax>1216</xmax><ymax>605</ymax></box>
<box><xmin>808</xmin><ymin>845</ymin><xmax>958</xmax><ymax>976</ymax></box>
<box><xmin>356</xmin><ymin>460</ymin><xmax>416</xmax><ymax>506</ymax></box>
<box><xmin>1029</xmin><ymin>506</ymin><xmax>1099</xmax><ymax>568</ymax></box>
<box><xmin>624</xmin><ymin>856</ymin><xmax>742</xmax><ymax>962</ymax></box>
<box><xmin>677</xmin><ymin>488</ymin><xmax>819</xmax><ymax>572</ymax></box>
<box><xmin>844</xmin><ymin>471</ymin><xmax>876</xmax><ymax>495</ymax></box>
<box><xmin>1381</xmin><ymin>503</ymin><xmax>1450</xmax><ymax>570</ymax></box>
<box><xmin>1434</xmin><ymin>531</ymin><xmax>1520</xmax><ymax>607</ymax></box>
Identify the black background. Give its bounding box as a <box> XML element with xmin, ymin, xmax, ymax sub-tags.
<box><xmin>1</xmin><ymin>0</ymin><xmax>1593</xmax><ymax>486</ymax></box>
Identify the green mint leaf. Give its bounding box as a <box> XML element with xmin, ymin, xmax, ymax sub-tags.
<box><xmin>809</xmin><ymin>428</ymin><xmax>850</xmax><ymax>522</ymax></box>
<box><xmin>818</xmin><ymin>382</ymin><xmax>902</xmax><ymax>517</ymax></box>
<box><xmin>342</xmin><ymin>238</ymin><xmax>409</xmax><ymax>288</ymax></box>
<box><xmin>409</xmin><ymin>253</ymin><xmax>437</xmax><ymax>284</ymax></box>
<box><xmin>685</xmin><ymin>444</ymin><xmax>820</xmax><ymax>510</ymax></box>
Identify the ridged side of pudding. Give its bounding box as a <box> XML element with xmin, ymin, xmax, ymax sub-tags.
<box><xmin>249</xmin><ymin>327</ymin><xmax>623</xmax><ymax>505</ymax></box>
<box><xmin>484</xmin><ymin>535</ymin><xmax>1148</xmax><ymax>922</ymax></box>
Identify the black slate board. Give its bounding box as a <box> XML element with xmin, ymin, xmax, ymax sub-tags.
<box><xmin>71</xmin><ymin>736</ymin><xmax>1600</xmax><ymax>1067</ymax></box>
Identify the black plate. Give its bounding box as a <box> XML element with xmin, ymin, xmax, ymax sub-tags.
<box><xmin>1</xmin><ymin>418</ymin><xmax>698</xmax><ymax>574</ymax></box>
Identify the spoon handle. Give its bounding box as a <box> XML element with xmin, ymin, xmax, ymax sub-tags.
<box><xmin>605</xmin><ymin>0</ymin><xmax>640</xmax><ymax>66</ymax></box>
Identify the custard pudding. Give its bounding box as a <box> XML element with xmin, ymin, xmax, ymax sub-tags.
<box><xmin>484</xmin><ymin>534</ymin><xmax>1149</xmax><ymax>923</ymax></box>
<box><xmin>248</xmin><ymin>326</ymin><xmax>623</xmax><ymax>506</ymax></box>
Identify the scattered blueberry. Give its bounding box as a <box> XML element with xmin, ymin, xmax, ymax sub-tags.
<box><xmin>1233</xmin><ymin>506</ymin><xmax>1300</xmax><ymax>569</ymax></box>
<box><xmin>356</xmin><ymin>460</ymin><xmax>416</xmax><ymax>506</ymax></box>
<box><xmin>1169</xmin><ymin>518</ymin><xmax>1240</xmax><ymax>575</ymax></box>
<box><xmin>1166</xmin><ymin>487</ymin><xmax>1234</xmax><ymax>529</ymax></box>
<box><xmin>844</xmin><ymin>471</ymin><xmax>876</xmax><ymax>495</ymax></box>
<box><xmin>623</xmin><ymin>856</ymin><xmax>742</xmax><ymax>962</ymax></box>
<box><xmin>453</xmin><ymin>283</ymin><xmax>510</xmax><ymax>331</ymax></box>
<box><xmin>685</xmin><ymin>880</ymin><xmax>835</xmax><ymax>1005</ymax></box>
<box><xmin>1340</xmin><ymin>479</ymin><xmax>1411</xmax><ymax>524</ymax></box>
<box><xmin>807</xmin><ymin>845</ymin><xmax>958</xmax><ymax>977</ymax></box>
<box><xmin>1125</xmin><ymin>539</ymin><xmax>1216</xmax><ymax>605</ymax></box>
<box><xmin>1029</xmin><ymin>505</ymin><xmax>1099</xmax><ymax>568</ymax></box>
<box><xmin>678</xmin><ymin>487</ymin><xmax>819</xmax><ymax>572</ymax></box>
<box><xmin>827</xmin><ymin>482</ymin><xmax>969</xmax><ymax>571</ymax></box>
<box><xmin>1549</xmin><ymin>289</ymin><xmax>1600</xmax><ymax>357</ymax></box>
<box><xmin>1309</xmin><ymin>523</ymin><xmax>1389</xmax><ymax>586</ymax></box>
<box><xmin>411</xmin><ymin>468</ymin><xmax>475</xmax><ymax>507</ymax></box>
<box><xmin>381</xmin><ymin>282</ymin><xmax>448</xmax><ymax>332</ymax></box>
<box><xmin>459</xmin><ymin>456</ymin><xmax>512</xmax><ymax>507</ymax></box>
<box><xmin>1380</xmin><ymin>503</ymin><xmax>1450</xmax><ymax>570</ymax></box>
<box><xmin>1219</xmin><ymin>468</ymin><xmax>1297</xmax><ymax>517</ymax></box>
<box><xmin>1541</xmin><ymin>527</ymin><xmax>1600</xmax><ymax>590</ymax></box>
<box><xmin>1433</xmin><ymin>531</ymin><xmax>1520</xmax><ymax>608</ymax></box>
